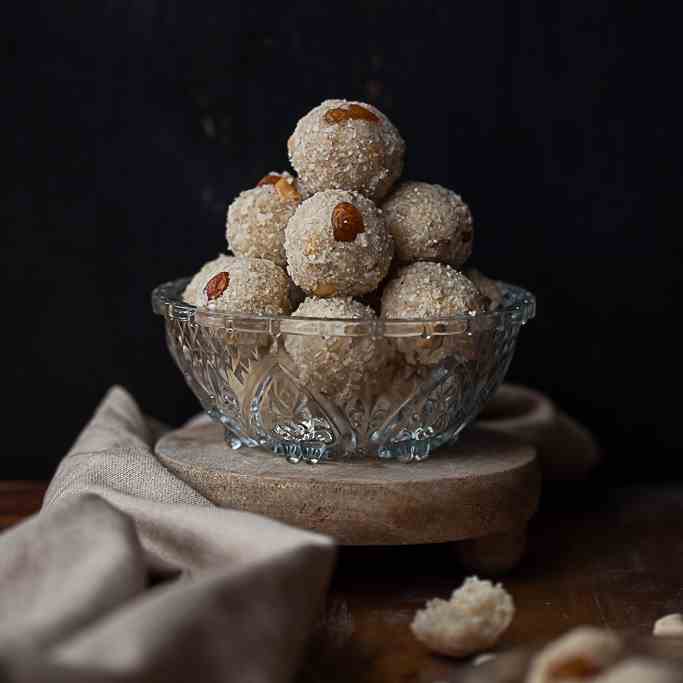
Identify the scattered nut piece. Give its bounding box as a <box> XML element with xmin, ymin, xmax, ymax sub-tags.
<box><xmin>591</xmin><ymin>658</ymin><xmax>681</xmax><ymax>683</ymax></box>
<box><xmin>275</xmin><ymin>176</ymin><xmax>302</xmax><ymax>204</ymax></box>
<box><xmin>332</xmin><ymin>202</ymin><xmax>365</xmax><ymax>242</ymax></box>
<box><xmin>526</xmin><ymin>627</ymin><xmax>622</xmax><ymax>683</ymax></box>
<box><xmin>410</xmin><ymin>576</ymin><xmax>514</xmax><ymax>658</ymax></box>
<box><xmin>473</xmin><ymin>653</ymin><xmax>496</xmax><ymax>666</ymax></box>
<box><xmin>324</xmin><ymin>103</ymin><xmax>380</xmax><ymax>124</ymax></box>
<box><xmin>205</xmin><ymin>271</ymin><xmax>230</xmax><ymax>301</ymax></box>
<box><xmin>653</xmin><ymin>613</ymin><xmax>683</xmax><ymax>637</ymax></box>
<box><xmin>256</xmin><ymin>173</ymin><xmax>281</xmax><ymax>187</ymax></box>
<box><xmin>548</xmin><ymin>657</ymin><xmax>602</xmax><ymax>679</ymax></box>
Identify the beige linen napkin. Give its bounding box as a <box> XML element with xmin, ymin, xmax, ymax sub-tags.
<box><xmin>0</xmin><ymin>387</ymin><xmax>336</xmax><ymax>683</ymax></box>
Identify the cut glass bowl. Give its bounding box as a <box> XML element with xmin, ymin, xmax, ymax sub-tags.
<box><xmin>152</xmin><ymin>278</ymin><xmax>535</xmax><ymax>463</ymax></box>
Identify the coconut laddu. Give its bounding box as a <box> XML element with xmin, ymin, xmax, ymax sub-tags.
<box><xmin>226</xmin><ymin>172</ymin><xmax>302</xmax><ymax>267</ymax></box>
<box><xmin>186</xmin><ymin>256</ymin><xmax>291</xmax><ymax>316</ymax></box>
<box><xmin>288</xmin><ymin>99</ymin><xmax>405</xmax><ymax>201</ymax></box>
<box><xmin>285</xmin><ymin>189</ymin><xmax>394</xmax><ymax>298</ymax></box>
<box><xmin>382</xmin><ymin>181</ymin><xmax>473</xmax><ymax>267</ymax></box>
<box><xmin>284</xmin><ymin>296</ymin><xmax>387</xmax><ymax>400</ymax></box>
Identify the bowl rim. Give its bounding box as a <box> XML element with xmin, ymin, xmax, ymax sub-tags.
<box><xmin>152</xmin><ymin>277</ymin><xmax>536</xmax><ymax>337</ymax></box>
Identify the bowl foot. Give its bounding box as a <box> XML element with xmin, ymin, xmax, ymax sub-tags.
<box><xmin>271</xmin><ymin>440</ymin><xmax>333</xmax><ymax>464</ymax></box>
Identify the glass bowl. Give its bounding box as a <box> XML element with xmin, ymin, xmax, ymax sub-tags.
<box><xmin>152</xmin><ymin>278</ymin><xmax>535</xmax><ymax>463</ymax></box>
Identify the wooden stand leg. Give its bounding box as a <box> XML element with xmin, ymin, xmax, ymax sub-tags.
<box><xmin>454</xmin><ymin>525</ymin><xmax>527</xmax><ymax>576</ymax></box>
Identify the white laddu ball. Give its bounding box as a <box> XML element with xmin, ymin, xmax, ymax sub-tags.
<box><xmin>284</xmin><ymin>297</ymin><xmax>387</xmax><ymax>400</ymax></box>
<box><xmin>381</xmin><ymin>262</ymin><xmax>483</xmax><ymax>319</ymax></box>
<box><xmin>182</xmin><ymin>253</ymin><xmax>236</xmax><ymax>305</ymax></box>
<box><xmin>184</xmin><ymin>255</ymin><xmax>291</xmax><ymax>315</ymax></box>
<box><xmin>226</xmin><ymin>172</ymin><xmax>302</xmax><ymax>267</ymax></box>
<box><xmin>382</xmin><ymin>181</ymin><xmax>473</xmax><ymax>266</ymax></box>
<box><xmin>285</xmin><ymin>189</ymin><xmax>394</xmax><ymax>298</ymax></box>
<box><xmin>288</xmin><ymin>99</ymin><xmax>405</xmax><ymax>201</ymax></box>
<box><xmin>381</xmin><ymin>262</ymin><xmax>485</xmax><ymax>365</ymax></box>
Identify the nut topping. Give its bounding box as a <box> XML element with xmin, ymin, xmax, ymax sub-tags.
<box><xmin>313</xmin><ymin>282</ymin><xmax>337</xmax><ymax>297</ymax></box>
<box><xmin>205</xmin><ymin>272</ymin><xmax>230</xmax><ymax>301</ymax></box>
<box><xmin>256</xmin><ymin>174</ymin><xmax>281</xmax><ymax>187</ymax></box>
<box><xmin>332</xmin><ymin>202</ymin><xmax>365</xmax><ymax>242</ymax></box>
<box><xmin>324</xmin><ymin>103</ymin><xmax>380</xmax><ymax>125</ymax></box>
<box><xmin>275</xmin><ymin>176</ymin><xmax>302</xmax><ymax>204</ymax></box>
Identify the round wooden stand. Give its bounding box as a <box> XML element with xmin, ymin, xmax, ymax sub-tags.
<box><xmin>156</xmin><ymin>418</ymin><xmax>540</xmax><ymax>555</ymax></box>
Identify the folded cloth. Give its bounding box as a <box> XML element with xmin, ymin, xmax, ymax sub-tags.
<box><xmin>0</xmin><ymin>387</ymin><xmax>336</xmax><ymax>683</ymax></box>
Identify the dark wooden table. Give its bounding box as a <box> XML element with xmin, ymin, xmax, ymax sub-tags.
<box><xmin>3</xmin><ymin>481</ymin><xmax>683</xmax><ymax>682</ymax></box>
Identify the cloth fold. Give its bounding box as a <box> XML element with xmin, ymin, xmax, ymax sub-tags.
<box><xmin>0</xmin><ymin>387</ymin><xmax>336</xmax><ymax>683</ymax></box>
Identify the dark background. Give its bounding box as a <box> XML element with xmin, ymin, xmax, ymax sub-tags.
<box><xmin>5</xmin><ymin>2</ymin><xmax>682</xmax><ymax>479</ymax></box>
